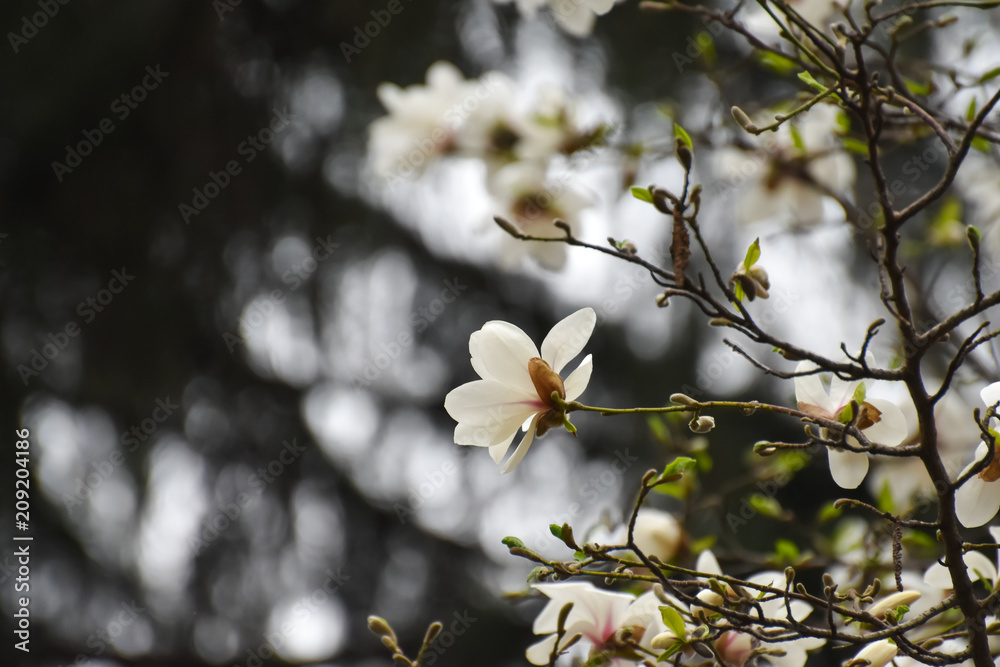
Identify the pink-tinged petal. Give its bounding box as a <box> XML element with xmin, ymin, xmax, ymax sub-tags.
<box><xmin>863</xmin><ymin>398</ymin><xmax>908</xmax><ymax>447</ymax></box>
<box><xmin>500</xmin><ymin>413</ymin><xmax>542</xmax><ymax>474</ymax></box>
<box><xmin>469</xmin><ymin>321</ymin><xmax>540</xmax><ymax>394</ymax></box>
<box><xmin>827</xmin><ymin>375</ymin><xmax>861</xmax><ymax>413</ymax></box>
<box><xmin>525</xmin><ymin>634</ymin><xmax>558</xmax><ymax>666</ymax></box>
<box><xmin>956</xmin><ymin>470</ymin><xmax>1000</xmax><ymax>529</ymax></box>
<box><xmin>983</xmin><ymin>382</ymin><xmax>1000</xmax><ymax>409</ymax></box>
<box><xmin>696</xmin><ymin>549</ymin><xmax>723</xmax><ymax>576</ymax></box>
<box><xmin>456</xmin><ymin>415</ymin><xmax>524</xmax><ymax>449</ymax></box>
<box><xmin>532</xmin><ymin>582</ymin><xmax>633</xmax><ymax>636</ymax></box>
<box><xmin>541</xmin><ymin>308</ymin><xmax>596</xmax><ymax>374</ymax></box>
<box><xmin>794</xmin><ymin>361</ymin><xmax>832</xmax><ymax>412</ymax></box>
<box><xmin>563</xmin><ymin>354</ymin><xmax>593</xmax><ymax>401</ymax></box>
<box><xmin>828</xmin><ymin>447</ymin><xmax>869</xmax><ymax>489</ymax></box>
<box><xmin>444</xmin><ymin>379</ymin><xmax>540</xmax><ymax>425</ymax></box>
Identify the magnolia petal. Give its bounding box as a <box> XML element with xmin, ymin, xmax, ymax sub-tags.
<box><xmin>563</xmin><ymin>354</ymin><xmax>593</xmax><ymax>401</ymax></box>
<box><xmin>469</xmin><ymin>321</ymin><xmax>540</xmax><ymax>394</ymax></box>
<box><xmin>793</xmin><ymin>361</ymin><xmax>831</xmax><ymax>413</ymax></box>
<box><xmin>444</xmin><ymin>379</ymin><xmax>540</xmax><ymax>424</ymax></box>
<box><xmin>525</xmin><ymin>634</ymin><xmax>558</xmax><ymax>666</ymax></box>
<box><xmin>455</xmin><ymin>413</ymin><xmax>525</xmax><ymax>448</ymax></box>
<box><xmin>588</xmin><ymin>0</ymin><xmax>617</xmax><ymax>14</ymax></box>
<box><xmin>828</xmin><ymin>447</ymin><xmax>869</xmax><ymax>489</ymax></box>
<box><xmin>555</xmin><ymin>4</ymin><xmax>597</xmax><ymax>36</ymax></box>
<box><xmin>500</xmin><ymin>413</ymin><xmax>542</xmax><ymax>474</ymax></box>
<box><xmin>862</xmin><ymin>397</ymin><xmax>908</xmax><ymax>447</ymax></box>
<box><xmin>923</xmin><ymin>561</ymin><xmax>953</xmax><ymax>589</ymax></box>
<box><xmin>827</xmin><ymin>373</ymin><xmax>862</xmax><ymax>414</ymax></box>
<box><xmin>925</xmin><ymin>549</ymin><xmax>999</xmax><ymax>589</ymax></box>
<box><xmin>541</xmin><ymin>308</ymin><xmax>596</xmax><ymax>374</ymax></box>
<box><xmin>696</xmin><ymin>549</ymin><xmax>723</xmax><ymax>576</ymax></box>
<box><xmin>956</xmin><ymin>472</ymin><xmax>1000</xmax><ymax>528</ymax></box>
<box><xmin>982</xmin><ymin>382</ymin><xmax>1000</xmax><ymax>410</ymax></box>
<box><xmin>532</xmin><ymin>582</ymin><xmax>633</xmax><ymax>635</ymax></box>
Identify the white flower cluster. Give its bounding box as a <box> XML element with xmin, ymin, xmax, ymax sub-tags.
<box><xmin>492</xmin><ymin>0</ymin><xmax>624</xmax><ymax>37</ymax></box>
<box><xmin>368</xmin><ymin>61</ymin><xmax>603</xmax><ymax>269</ymax></box>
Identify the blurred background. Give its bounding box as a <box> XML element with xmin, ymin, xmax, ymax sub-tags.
<box><xmin>3</xmin><ymin>0</ymin><xmax>1000</xmax><ymax>665</ymax></box>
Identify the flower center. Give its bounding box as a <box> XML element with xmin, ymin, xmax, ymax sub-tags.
<box><xmin>528</xmin><ymin>357</ymin><xmax>566</xmax><ymax>409</ymax></box>
<box><xmin>979</xmin><ymin>443</ymin><xmax>1000</xmax><ymax>483</ymax></box>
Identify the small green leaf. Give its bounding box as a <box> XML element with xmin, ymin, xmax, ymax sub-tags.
<box><xmin>877</xmin><ymin>479</ymin><xmax>895</xmax><ymax>513</ymax></box>
<box><xmin>690</xmin><ymin>535</ymin><xmax>717</xmax><ymax>554</ymax></box>
<box><xmin>842</xmin><ymin>137</ymin><xmax>870</xmax><ymax>154</ymax></box>
<box><xmin>852</xmin><ymin>383</ymin><xmax>866</xmax><ymax>405</ymax></box>
<box><xmin>756</xmin><ymin>51</ymin><xmax>798</xmax><ymax>74</ymax></box>
<box><xmin>775</xmin><ymin>539</ymin><xmax>800</xmax><ymax>561</ymax></box>
<box><xmin>903</xmin><ymin>77</ymin><xmax>931</xmax><ymax>96</ymax></box>
<box><xmin>659</xmin><ymin>606</ymin><xmax>687</xmax><ymax>638</ymax></box>
<box><xmin>835</xmin><ymin>110</ymin><xmax>851</xmax><ymax>134</ymax></box>
<box><xmin>573</xmin><ymin>550</ymin><xmax>587</xmax><ymax>562</ymax></box>
<box><xmin>526</xmin><ymin>565</ymin><xmax>546</xmax><ymax>582</ymax></box>
<box><xmin>797</xmin><ymin>70</ymin><xmax>826</xmax><ymax>92</ymax></box>
<box><xmin>979</xmin><ymin>66</ymin><xmax>1000</xmax><ymax>84</ymax></box>
<box><xmin>838</xmin><ymin>402</ymin><xmax>854</xmax><ymax>424</ymax></box>
<box><xmin>651</xmin><ymin>481</ymin><xmax>687</xmax><ymax>498</ymax></box>
<box><xmin>674</xmin><ymin>123</ymin><xmax>693</xmax><ymax>150</ymax></box>
<box><xmin>972</xmin><ymin>136</ymin><xmax>992</xmax><ymax>153</ymax></box>
<box><xmin>631</xmin><ymin>186</ymin><xmax>654</xmax><ymax>204</ymax></box>
<box><xmin>750</xmin><ymin>494</ymin><xmax>783</xmax><ymax>518</ymax></box>
<box><xmin>818</xmin><ymin>501</ymin><xmax>842</xmax><ymax>523</ymax></box>
<box><xmin>647</xmin><ymin>416</ymin><xmax>670</xmax><ymax>445</ymax></box>
<box><xmin>743</xmin><ymin>238</ymin><xmax>761</xmax><ymax>270</ymax></box>
<box><xmin>788</xmin><ymin>124</ymin><xmax>805</xmax><ymax>152</ymax></box>
<box><xmin>502</xmin><ymin>536</ymin><xmax>526</xmax><ymax>549</ymax></box>
<box><xmin>732</xmin><ymin>280</ymin><xmax>746</xmax><ymax>302</ymax></box>
<box><xmin>549</xmin><ymin>524</ymin><xmax>564</xmax><ymax>540</ymax></box>
<box><xmin>967</xmin><ymin>96</ymin><xmax>979</xmax><ymax>122</ymax></box>
<box><xmin>662</xmin><ymin>456</ymin><xmax>697</xmax><ymax>478</ymax></box>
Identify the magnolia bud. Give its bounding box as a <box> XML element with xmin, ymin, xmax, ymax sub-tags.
<box><xmin>731</xmin><ymin>106</ymin><xmax>758</xmax><ymax>134</ymax></box>
<box><xmin>651</xmin><ymin>629</ymin><xmax>681</xmax><ymax>649</ymax></box>
<box><xmin>633</xmin><ymin>509</ymin><xmax>683</xmax><ymax>563</ymax></box>
<box><xmin>867</xmin><ymin>591</ymin><xmax>921</xmax><ymax>619</ymax></box>
<box><xmin>715</xmin><ymin>630</ymin><xmax>754</xmax><ymax>667</ymax></box>
<box><xmin>689</xmin><ymin>415</ymin><xmax>716</xmax><ymax>433</ymax></box>
<box><xmin>850</xmin><ymin>639</ymin><xmax>897</xmax><ymax>667</ymax></box>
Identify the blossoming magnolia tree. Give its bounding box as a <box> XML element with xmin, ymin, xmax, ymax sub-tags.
<box><xmin>365</xmin><ymin>0</ymin><xmax>1000</xmax><ymax>665</ymax></box>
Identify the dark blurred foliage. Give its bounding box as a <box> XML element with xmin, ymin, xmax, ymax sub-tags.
<box><xmin>0</xmin><ymin>1</ymin><xmax>910</xmax><ymax>666</ymax></box>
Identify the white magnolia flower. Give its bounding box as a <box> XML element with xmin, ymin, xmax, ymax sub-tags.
<box><xmin>955</xmin><ymin>382</ymin><xmax>1000</xmax><ymax>527</ymax></box>
<box><xmin>526</xmin><ymin>582</ymin><xmax>669</xmax><ymax>665</ymax></box>
<box><xmin>794</xmin><ymin>355</ymin><xmax>908</xmax><ymax>489</ymax></box>
<box><xmin>368</xmin><ymin>61</ymin><xmax>470</xmax><ymax>183</ymax></box>
<box><xmin>493</xmin><ymin>162</ymin><xmax>592</xmax><ymax>270</ymax></box>
<box><xmin>633</xmin><ymin>508</ymin><xmax>683</xmax><ymax>563</ymax></box>
<box><xmin>718</xmin><ymin>104</ymin><xmax>855</xmax><ymax>227</ymax></box>
<box><xmin>494</xmin><ymin>0</ymin><xmax>624</xmax><ymax>37</ymax></box>
<box><xmin>444</xmin><ymin>308</ymin><xmax>595</xmax><ymax>473</ymax></box>
<box><xmin>924</xmin><ymin>527</ymin><xmax>1000</xmax><ymax>590</ymax></box>
<box><xmin>695</xmin><ymin>550</ymin><xmax>824</xmax><ymax>666</ymax></box>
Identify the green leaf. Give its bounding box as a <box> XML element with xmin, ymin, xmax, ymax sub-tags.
<box><xmin>818</xmin><ymin>501</ymin><xmax>842</xmax><ymax>523</ymax></box>
<box><xmin>788</xmin><ymin>123</ymin><xmax>805</xmax><ymax>152</ymax></box>
<box><xmin>838</xmin><ymin>401</ymin><xmax>854</xmax><ymax>424</ymax></box>
<box><xmin>631</xmin><ymin>186</ymin><xmax>654</xmax><ymax>204</ymax></box>
<box><xmin>876</xmin><ymin>479</ymin><xmax>895</xmax><ymax>513</ymax></box>
<box><xmin>972</xmin><ymin>136</ymin><xmax>992</xmax><ymax>153</ymax></box>
<box><xmin>573</xmin><ymin>550</ymin><xmax>587</xmax><ymax>562</ymax></box>
<box><xmin>743</xmin><ymin>238</ymin><xmax>761</xmax><ymax>270</ymax></box>
<box><xmin>750</xmin><ymin>494</ymin><xmax>783</xmax><ymax>518</ymax></box>
<box><xmin>852</xmin><ymin>383</ymin><xmax>866</xmax><ymax>405</ymax></box>
<box><xmin>842</xmin><ymin>137</ymin><xmax>870</xmax><ymax>154</ymax></box>
<box><xmin>775</xmin><ymin>539</ymin><xmax>799</xmax><ymax>562</ymax></box>
<box><xmin>980</xmin><ymin>66</ymin><xmax>1000</xmax><ymax>84</ymax></box>
<box><xmin>526</xmin><ymin>565</ymin><xmax>547</xmax><ymax>582</ymax></box>
<box><xmin>690</xmin><ymin>535</ymin><xmax>717</xmax><ymax>554</ymax></box>
<box><xmin>756</xmin><ymin>51</ymin><xmax>798</xmax><ymax>74</ymax></box>
<box><xmin>797</xmin><ymin>70</ymin><xmax>826</xmax><ymax>92</ymax></box>
<box><xmin>502</xmin><ymin>536</ymin><xmax>525</xmax><ymax>549</ymax></box>
<box><xmin>662</xmin><ymin>456</ymin><xmax>697</xmax><ymax>478</ymax></box>
<box><xmin>732</xmin><ymin>280</ymin><xmax>746</xmax><ymax>302</ymax></box>
<box><xmin>674</xmin><ymin>123</ymin><xmax>693</xmax><ymax>150</ymax></box>
<box><xmin>967</xmin><ymin>96</ymin><xmax>979</xmax><ymax>122</ymax></box>
<box><xmin>903</xmin><ymin>77</ymin><xmax>931</xmax><ymax>96</ymax></box>
<box><xmin>647</xmin><ymin>416</ymin><xmax>670</xmax><ymax>445</ymax></box>
<box><xmin>549</xmin><ymin>524</ymin><xmax>564</xmax><ymax>540</ymax></box>
<box><xmin>835</xmin><ymin>110</ymin><xmax>851</xmax><ymax>134</ymax></box>
<box><xmin>651</xmin><ymin>481</ymin><xmax>687</xmax><ymax>498</ymax></box>
<box><xmin>659</xmin><ymin>606</ymin><xmax>687</xmax><ymax>638</ymax></box>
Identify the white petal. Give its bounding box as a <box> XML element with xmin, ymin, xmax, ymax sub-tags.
<box><xmin>553</xmin><ymin>4</ymin><xmax>596</xmax><ymax>36</ymax></box>
<box><xmin>956</xmin><ymin>474</ymin><xmax>1000</xmax><ymax>528</ymax></box>
<box><xmin>444</xmin><ymin>379</ymin><xmax>540</xmax><ymax>425</ymax></box>
<box><xmin>828</xmin><ymin>374</ymin><xmax>861</xmax><ymax>413</ymax></box>
<box><xmin>965</xmin><ymin>549</ymin><xmax>998</xmax><ymax>586</ymax></box>
<box><xmin>982</xmin><ymin>382</ymin><xmax>1000</xmax><ymax>409</ymax></box>
<box><xmin>828</xmin><ymin>447</ymin><xmax>869</xmax><ymax>489</ymax></box>
<box><xmin>541</xmin><ymin>308</ymin><xmax>596</xmax><ymax>374</ymax></box>
<box><xmin>794</xmin><ymin>361</ymin><xmax>831</xmax><ymax>412</ymax></box>
<box><xmin>488</xmin><ymin>432</ymin><xmax>518</xmax><ymax>463</ymax></box>
<box><xmin>563</xmin><ymin>354</ymin><xmax>593</xmax><ymax>401</ymax></box>
<box><xmin>470</xmin><ymin>321</ymin><xmax>540</xmax><ymax>394</ymax></box>
<box><xmin>455</xmin><ymin>413</ymin><xmax>526</xmax><ymax>448</ymax></box>
<box><xmin>525</xmin><ymin>634</ymin><xmax>558</xmax><ymax>666</ymax></box>
<box><xmin>587</xmin><ymin>0</ymin><xmax>617</xmax><ymax>14</ymax></box>
<box><xmin>923</xmin><ymin>562</ymin><xmax>954</xmax><ymax>589</ymax></box>
<box><xmin>696</xmin><ymin>549</ymin><xmax>723</xmax><ymax>576</ymax></box>
<box><xmin>501</xmin><ymin>413</ymin><xmax>541</xmax><ymax>474</ymax></box>
<box><xmin>863</xmin><ymin>398</ymin><xmax>908</xmax><ymax>447</ymax></box>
